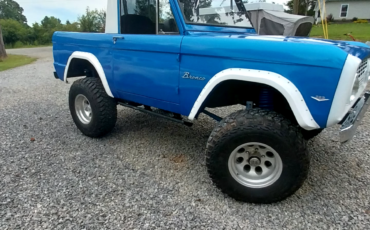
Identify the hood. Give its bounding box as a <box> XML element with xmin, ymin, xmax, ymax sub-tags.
<box><xmin>264</xmin><ymin>36</ymin><xmax>370</xmax><ymax>60</ymax></box>
<box><xmin>188</xmin><ymin>31</ymin><xmax>370</xmax><ymax>61</ymax></box>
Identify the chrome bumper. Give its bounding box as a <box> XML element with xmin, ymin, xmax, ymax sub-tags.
<box><xmin>340</xmin><ymin>91</ymin><xmax>370</xmax><ymax>143</ymax></box>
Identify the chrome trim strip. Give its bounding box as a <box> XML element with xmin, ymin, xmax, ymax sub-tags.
<box><xmin>156</xmin><ymin>0</ymin><xmax>159</xmax><ymax>34</ymax></box>
<box><xmin>340</xmin><ymin>91</ymin><xmax>370</xmax><ymax>143</ymax></box>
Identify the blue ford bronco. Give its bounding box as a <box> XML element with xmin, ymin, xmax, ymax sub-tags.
<box><xmin>52</xmin><ymin>0</ymin><xmax>370</xmax><ymax>203</ymax></box>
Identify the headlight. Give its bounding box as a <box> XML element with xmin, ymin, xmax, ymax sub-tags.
<box><xmin>350</xmin><ymin>75</ymin><xmax>360</xmax><ymax>102</ymax></box>
<box><xmin>349</xmin><ymin>59</ymin><xmax>369</xmax><ymax>103</ymax></box>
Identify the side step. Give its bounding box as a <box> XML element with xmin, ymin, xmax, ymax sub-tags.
<box><xmin>118</xmin><ymin>102</ymin><xmax>193</xmax><ymax>127</ymax></box>
<box><xmin>202</xmin><ymin>110</ymin><xmax>223</xmax><ymax>122</ymax></box>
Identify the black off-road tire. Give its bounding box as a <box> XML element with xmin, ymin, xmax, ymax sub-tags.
<box><xmin>69</xmin><ymin>77</ymin><xmax>117</xmax><ymax>137</ymax></box>
<box><xmin>206</xmin><ymin>108</ymin><xmax>309</xmax><ymax>204</ymax></box>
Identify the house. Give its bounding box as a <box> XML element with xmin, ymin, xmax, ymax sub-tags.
<box><xmin>314</xmin><ymin>0</ymin><xmax>370</xmax><ymax>21</ymax></box>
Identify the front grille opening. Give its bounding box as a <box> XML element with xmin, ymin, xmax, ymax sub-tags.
<box><xmin>357</xmin><ymin>59</ymin><xmax>368</xmax><ymax>77</ymax></box>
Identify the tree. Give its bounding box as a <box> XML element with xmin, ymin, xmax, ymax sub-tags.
<box><xmin>78</xmin><ymin>7</ymin><xmax>106</xmax><ymax>33</ymax></box>
<box><xmin>41</xmin><ymin>16</ymin><xmax>63</xmax><ymax>30</ymax></box>
<box><xmin>0</xmin><ymin>0</ymin><xmax>28</xmax><ymax>56</ymax></box>
<box><xmin>62</xmin><ymin>21</ymin><xmax>80</xmax><ymax>32</ymax></box>
<box><xmin>0</xmin><ymin>0</ymin><xmax>85</xmax><ymax>48</ymax></box>
<box><xmin>285</xmin><ymin>0</ymin><xmax>315</xmax><ymax>16</ymax></box>
<box><xmin>41</xmin><ymin>16</ymin><xmax>64</xmax><ymax>43</ymax></box>
<box><xmin>0</xmin><ymin>19</ymin><xmax>27</xmax><ymax>47</ymax></box>
<box><xmin>0</xmin><ymin>0</ymin><xmax>27</xmax><ymax>24</ymax></box>
<box><xmin>28</xmin><ymin>16</ymin><xmax>64</xmax><ymax>45</ymax></box>
<box><xmin>0</xmin><ymin>25</ymin><xmax>7</xmax><ymax>60</ymax></box>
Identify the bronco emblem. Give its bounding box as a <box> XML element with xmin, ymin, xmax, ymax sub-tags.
<box><xmin>311</xmin><ymin>96</ymin><xmax>330</xmax><ymax>102</ymax></box>
<box><xmin>182</xmin><ymin>72</ymin><xmax>205</xmax><ymax>81</ymax></box>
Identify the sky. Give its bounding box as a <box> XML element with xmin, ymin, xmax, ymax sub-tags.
<box><xmin>17</xmin><ymin>0</ymin><xmax>288</xmax><ymax>26</ymax></box>
<box><xmin>18</xmin><ymin>0</ymin><xmax>108</xmax><ymax>25</ymax></box>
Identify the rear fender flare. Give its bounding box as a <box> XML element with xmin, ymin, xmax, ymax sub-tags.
<box><xmin>188</xmin><ymin>68</ymin><xmax>320</xmax><ymax>131</ymax></box>
<box><xmin>64</xmin><ymin>51</ymin><xmax>114</xmax><ymax>98</ymax></box>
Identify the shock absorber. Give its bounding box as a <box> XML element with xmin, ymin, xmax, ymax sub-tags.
<box><xmin>259</xmin><ymin>87</ymin><xmax>274</xmax><ymax>111</ymax></box>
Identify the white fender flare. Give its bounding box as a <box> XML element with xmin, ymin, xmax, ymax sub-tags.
<box><xmin>64</xmin><ymin>51</ymin><xmax>114</xmax><ymax>98</ymax></box>
<box><xmin>188</xmin><ymin>68</ymin><xmax>320</xmax><ymax>131</ymax></box>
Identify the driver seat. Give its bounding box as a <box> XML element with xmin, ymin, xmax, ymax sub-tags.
<box><xmin>120</xmin><ymin>15</ymin><xmax>156</xmax><ymax>34</ymax></box>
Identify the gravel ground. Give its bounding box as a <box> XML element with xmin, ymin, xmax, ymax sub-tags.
<box><xmin>0</xmin><ymin>48</ymin><xmax>370</xmax><ymax>229</ymax></box>
<box><xmin>6</xmin><ymin>47</ymin><xmax>52</xmax><ymax>59</ymax></box>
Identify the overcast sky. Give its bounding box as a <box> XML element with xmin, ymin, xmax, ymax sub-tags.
<box><xmin>18</xmin><ymin>0</ymin><xmax>288</xmax><ymax>25</ymax></box>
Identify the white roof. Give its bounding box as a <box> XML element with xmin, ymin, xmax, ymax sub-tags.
<box><xmin>245</xmin><ymin>3</ymin><xmax>284</xmax><ymax>11</ymax></box>
<box><xmin>199</xmin><ymin>2</ymin><xmax>285</xmax><ymax>15</ymax></box>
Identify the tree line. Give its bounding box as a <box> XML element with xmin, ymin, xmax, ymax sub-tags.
<box><xmin>0</xmin><ymin>0</ymin><xmax>106</xmax><ymax>49</ymax></box>
<box><xmin>285</xmin><ymin>0</ymin><xmax>315</xmax><ymax>16</ymax></box>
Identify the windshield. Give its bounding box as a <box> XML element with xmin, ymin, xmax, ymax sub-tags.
<box><xmin>178</xmin><ymin>0</ymin><xmax>252</xmax><ymax>28</ymax></box>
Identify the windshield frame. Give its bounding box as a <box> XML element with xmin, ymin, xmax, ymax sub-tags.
<box><xmin>176</xmin><ymin>0</ymin><xmax>254</xmax><ymax>30</ymax></box>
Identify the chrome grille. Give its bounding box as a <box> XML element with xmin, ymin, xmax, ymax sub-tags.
<box><xmin>356</xmin><ymin>58</ymin><xmax>369</xmax><ymax>91</ymax></box>
<box><xmin>357</xmin><ymin>59</ymin><xmax>368</xmax><ymax>79</ymax></box>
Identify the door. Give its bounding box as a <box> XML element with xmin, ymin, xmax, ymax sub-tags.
<box><xmin>112</xmin><ymin>0</ymin><xmax>182</xmax><ymax>107</ymax></box>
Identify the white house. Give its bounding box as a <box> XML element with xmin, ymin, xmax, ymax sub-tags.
<box><xmin>314</xmin><ymin>0</ymin><xmax>370</xmax><ymax>21</ymax></box>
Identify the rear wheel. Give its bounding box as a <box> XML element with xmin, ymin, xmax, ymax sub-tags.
<box><xmin>206</xmin><ymin>109</ymin><xmax>309</xmax><ymax>203</ymax></box>
<box><xmin>69</xmin><ymin>78</ymin><xmax>117</xmax><ymax>137</ymax></box>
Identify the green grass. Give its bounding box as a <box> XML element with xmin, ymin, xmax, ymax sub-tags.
<box><xmin>0</xmin><ymin>54</ymin><xmax>37</xmax><ymax>71</ymax></box>
<box><xmin>5</xmin><ymin>44</ymin><xmax>52</xmax><ymax>49</ymax></box>
<box><xmin>310</xmin><ymin>23</ymin><xmax>370</xmax><ymax>41</ymax></box>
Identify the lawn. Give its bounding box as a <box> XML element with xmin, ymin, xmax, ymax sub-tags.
<box><xmin>0</xmin><ymin>54</ymin><xmax>37</xmax><ymax>71</ymax></box>
<box><xmin>5</xmin><ymin>44</ymin><xmax>52</xmax><ymax>49</ymax></box>
<box><xmin>310</xmin><ymin>23</ymin><xmax>370</xmax><ymax>41</ymax></box>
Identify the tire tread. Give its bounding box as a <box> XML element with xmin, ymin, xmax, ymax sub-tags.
<box><xmin>69</xmin><ymin>78</ymin><xmax>117</xmax><ymax>137</ymax></box>
<box><xmin>206</xmin><ymin>108</ymin><xmax>309</xmax><ymax>203</ymax></box>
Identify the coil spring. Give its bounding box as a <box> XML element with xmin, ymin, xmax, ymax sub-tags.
<box><xmin>259</xmin><ymin>87</ymin><xmax>274</xmax><ymax>111</ymax></box>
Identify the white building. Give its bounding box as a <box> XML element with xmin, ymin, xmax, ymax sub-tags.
<box><xmin>314</xmin><ymin>0</ymin><xmax>370</xmax><ymax>22</ymax></box>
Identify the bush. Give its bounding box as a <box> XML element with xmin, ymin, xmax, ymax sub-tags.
<box><xmin>341</xmin><ymin>18</ymin><xmax>347</xmax><ymax>22</ymax></box>
<box><xmin>13</xmin><ymin>41</ymin><xmax>24</xmax><ymax>48</ymax></box>
<box><xmin>352</xmin><ymin>17</ymin><xmax>358</xmax><ymax>21</ymax></box>
<box><xmin>354</xmin><ymin>19</ymin><xmax>368</xmax><ymax>23</ymax></box>
<box><xmin>327</xmin><ymin>14</ymin><xmax>334</xmax><ymax>22</ymax></box>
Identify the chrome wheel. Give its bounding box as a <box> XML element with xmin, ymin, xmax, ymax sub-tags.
<box><xmin>228</xmin><ymin>142</ymin><xmax>283</xmax><ymax>188</ymax></box>
<box><xmin>75</xmin><ymin>94</ymin><xmax>92</xmax><ymax>124</ymax></box>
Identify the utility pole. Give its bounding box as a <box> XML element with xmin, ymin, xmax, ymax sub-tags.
<box><xmin>293</xmin><ymin>0</ymin><xmax>299</xmax><ymax>14</ymax></box>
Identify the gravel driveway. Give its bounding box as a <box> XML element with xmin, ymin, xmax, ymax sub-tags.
<box><xmin>6</xmin><ymin>47</ymin><xmax>52</xmax><ymax>59</ymax></box>
<box><xmin>1</xmin><ymin>48</ymin><xmax>370</xmax><ymax>229</ymax></box>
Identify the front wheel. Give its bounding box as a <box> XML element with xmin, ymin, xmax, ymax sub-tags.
<box><xmin>206</xmin><ymin>109</ymin><xmax>309</xmax><ymax>204</ymax></box>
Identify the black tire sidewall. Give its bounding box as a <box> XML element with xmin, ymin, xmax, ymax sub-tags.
<box><xmin>207</xmin><ymin>115</ymin><xmax>308</xmax><ymax>203</ymax></box>
<box><xmin>69</xmin><ymin>79</ymin><xmax>106</xmax><ymax>136</ymax></box>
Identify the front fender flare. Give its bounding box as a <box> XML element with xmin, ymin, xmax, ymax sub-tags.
<box><xmin>64</xmin><ymin>51</ymin><xmax>114</xmax><ymax>98</ymax></box>
<box><xmin>188</xmin><ymin>68</ymin><xmax>320</xmax><ymax>131</ymax></box>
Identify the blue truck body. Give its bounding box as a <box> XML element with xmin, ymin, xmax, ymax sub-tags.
<box><xmin>51</xmin><ymin>0</ymin><xmax>370</xmax><ymax>204</ymax></box>
<box><xmin>53</xmin><ymin>30</ymin><xmax>370</xmax><ymax>129</ymax></box>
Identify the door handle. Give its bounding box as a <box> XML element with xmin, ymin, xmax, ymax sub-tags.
<box><xmin>113</xmin><ymin>36</ymin><xmax>124</xmax><ymax>44</ymax></box>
